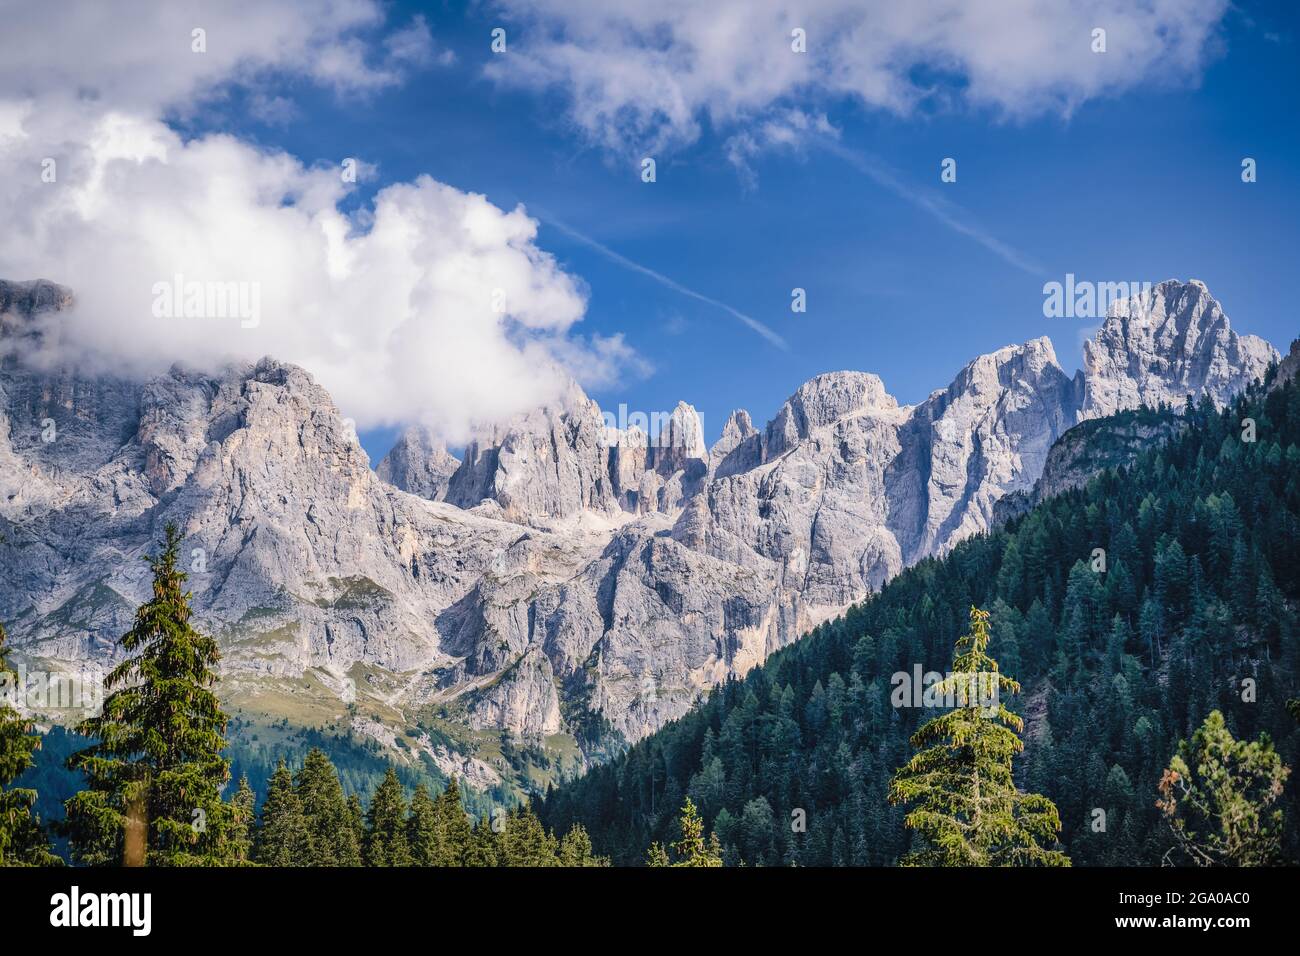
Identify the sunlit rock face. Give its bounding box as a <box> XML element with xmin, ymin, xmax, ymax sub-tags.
<box><xmin>0</xmin><ymin>279</ymin><xmax>1273</xmax><ymax>746</ymax></box>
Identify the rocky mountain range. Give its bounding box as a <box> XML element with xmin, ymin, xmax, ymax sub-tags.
<box><xmin>0</xmin><ymin>277</ymin><xmax>1278</xmax><ymax>796</ymax></box>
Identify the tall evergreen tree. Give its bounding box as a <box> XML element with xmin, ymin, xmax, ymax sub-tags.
<box><xmin>497</xmin><ymin>805</ymin><xmax>558</xmax><ymax>866</ymax></box>
<box><xmin>464</xmin><ymin>814</ymin><xmax>498</xmax><ymax>867</ymax></box>
<box><xmin>296</xmin><ymin>748</ymin><xmax>361</xmax><ymax>866</ymax></box>
<box><xmin>668</xmin><ymin>799</ymin><xmax>723</xmax><ymax>867</ymax></box>
<box><xmin>1157</xmin><ymin>710</ymin><xmax>1290</xmax><ymax>866</ymax></box>
<box><xmin>558</xmin><ymin>823</ymin><xmax>607</xmax><ymax>866</ymax></box>
<box><xmin>63</xmin><ymin>525</ymin><xmax>233</xmax><ymax>866</ymax></box>
<box><xmin>256</xmin><ymin>759</ymin><xmax>309</xmax><ymax>866</ymax></box>
<box><xmin>432</xmin><ymin>777</ymin><xmax>473</xmax><ymax>866</ymax></box>
<box><xmin>229</xmin><ymin>775</ymin><xmax>256</xmax><ymax>865</ymax></box>
<box><xmin>346</xmin><ymin>792</ymin><xmax>366</xmax><ymax>855</ymax></box>
<box><xmin>406</xmin><ymin>784</ymin><xmax>439</xmax><ymax>866</ymax></box>
<box><xmin>0</xmin><ymin>619</ymin><xmax>58</xmax><ymax>866</ymax></box>
<box><xmin>888</xmin><ymin>607</ymin><xmax>1070</xmax><ymax>866</ymax></box>
<box><xmin>365</xmin><ymin>768</ymin><xmax>410</xmax><ymax>866</ymax></box>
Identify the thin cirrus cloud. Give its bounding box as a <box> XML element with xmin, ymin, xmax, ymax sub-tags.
<box><xmin>721</xmin><ymin>109</ymin><xmax>1042</xmax><ymax>276</ymax></box>
<box><xmin>820</xmin><ymin>140</ymin><xmax>1044</xmax><ymax>276</ymax></box>
<box><xmin>0</xmin><ymin>0</ymin><xmax>636</xmax><ymax>441</ymax></box>
<box><xmin>539</xmin><ymin>214</ymin><xmax>789</xmax><ymax>350</ymax></box>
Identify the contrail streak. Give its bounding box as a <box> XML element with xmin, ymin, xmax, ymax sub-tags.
<box><xmin>539</xmin><ymin>215</ymin><xmax>789</xmax><ymax>350</ymax></box>
<box><xmin>822</xmin><ymin>140</ymin><xmax>1042</xmax><ymax>276</ymax></box>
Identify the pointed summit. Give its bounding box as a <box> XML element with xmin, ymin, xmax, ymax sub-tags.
<box><xmin>1082</xmin><ymin>279</ymin><xmax>1277</xmax><ymax>417</ymax></box>
<box><xmin>376</xmin><ymin>426</ymin><xmax>461</xmax><ymax>500</ymax></box>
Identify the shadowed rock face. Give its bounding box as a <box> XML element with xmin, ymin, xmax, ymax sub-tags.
<box><xmin>375</xmin><ymin>426</ymin><xmax>460</xmax><ymax>501</ymax></box>
<box><xmin>1270</xmin><ymin>338</ymin><xmax>1300</xmax><ymax>393</ymax></box>
<box><xmin>0</xmin><ymin>278</ymin><xmax>1275</xmax><ymax>751</ymax></box>
<box><xmin>991</xmin><ymin>408</ymin><xmax>1187</xmax><ymax>526</ymax></box>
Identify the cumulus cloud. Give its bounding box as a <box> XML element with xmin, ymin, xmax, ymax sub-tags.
<box><xmin>487</xmin><ymin>0</ymin><xmax>1230</xmax><ymax>153</ymax></box>
<box><xmin>0</xmin><ymin>0</ymin><xmax>631</xmax><ymax>441</ymax></box>
<box><xmin>0</xmin><ymin>0</ymin><xmax>436</xmax><ymax>111</ymax></box>
<box><xmin>0</xmin><ymin>112</ymin><xmax>615</xmax><ymax>440</ymax></box>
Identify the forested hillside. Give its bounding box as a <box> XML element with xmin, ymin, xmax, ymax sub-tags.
<box><xmin>537</xmin><ymin>373</ymin><xmax>1300</xmax><ymax>866</ymax></box>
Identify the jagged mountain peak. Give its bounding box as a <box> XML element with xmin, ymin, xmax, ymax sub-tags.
<box><xmin>941</xmin><ymin>336</ymin><xmax>1069</xmax><ymax>400</ymax></box>
<box><xmin>651</xmin><ymin>401</ymin><xmax>707</xmax><ymax>474</ymax></box>
<box><xmin>0</xmin><ymin>274</ymin><xmax>1280</xmax><ymax>767</ymax></box>
<box><xmin>375</xmin><ymin>425</ymin><xmax>461</xmax><ymax>501</ymax></box>
<box><xmin>0</xmin><ymin>278</ymin><xmax>73</xmax><ymax>315</ymax></box>
<box><xmin>763</xmin><ymin>370</ymin><xmax>901</xmax><ymax>461</ymax></box>
<box><xmin>707</xmin><ymin>410</ymin><xmax>758</xmax><ymax>479</ymax></box>
<box><xmin>1083</xmin><ymin>277</ymin><xmax>1277</xmax><ymax>416</ymax></box>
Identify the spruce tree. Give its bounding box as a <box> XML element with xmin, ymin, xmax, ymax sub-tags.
<box><xmin>645</xmin><ymin>841</ymin><xmax>670</xmax><ymax>867</ymax></box>
<box><xmin>406</xmin><ymin>784</ymin><xmax>439</xmax><ymax>866</ymax></box>
<box><xmin>558</xmin><ymin>823</ymin><xmax>607</xmax><ymax>866</ymax></box>
<box><xmin>0</xmin><ymin>619</ymin><xmax>58</xmax><ymax>865</ymax></box>
<box><xmin>464</xmin><ymin>813</ymin><xmax>498</xmax><ymax>867</ymax></box>
<box><xmin>63</xmin><ymin>524</ymin><xmax>233</xmax><ymax>866</ymax></box>
<box><xmin>229</xmin><ymin>775</ymin><xmax>256</xmax><ymax>864</ymax></box>
<box><xmin>256</xmin><ymin>759</ymin><xmax>310</xmax><ymax>866</ymax></box>
<box><xmin>888</xmin><ymin>606</ymin><xmax>1070</xmax><ymax>866</ymax></box>
<box><xmin>365</xmin><ymin>768</ymin><xmax>410</xmax><ymax>866</ymax></box>
<box><xmin>670</xmin><ymin>798</ymin><xmax>723</xmax><ymax>867</ymax></box>
<box><xmin>296</xmin><ymin>748</ymin><xmax>360</xmax><ymax>865</ymax></box>
<box><xmin>1157</xmin><ymin>710</ymin><xmax>1290</xmax><ymax>866</ymax></box>
<box><xmin>432</xmin><ymin>777</ymin><xmax>473</xmax><ymax>865</ymax></box>
<box><xmin>498</xmin><ymin>805</ymin><xmax>558</xmax><ymax>866</ymax></box>
<box><xmin>346</xmin><ymin>792</ymin><xmax>366</xmax><ymax>855</ymax></box>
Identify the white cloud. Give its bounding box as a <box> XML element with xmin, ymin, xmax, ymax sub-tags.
<box><xmin>488</xmin><ymin>0</ymin><xmax>1230</xmax><ymax>153</ymax></box>
<box><xmin>385</xmin><ymin>15</ymin><xmax>449</xmax><ymax>68</ymax></box>
<box><xmin>0</xmin><ymin>113</ymin><xmax>615</xmax><ymax>441</ymax></box>
<box><xmin>0</xmin><ymin>0</ymin><xmax>630</xmax><ymax>442</ymax></box>
<box><xmin>0</xmin><ymin>0</ymin><xmax>423</xmax><ymax>111</ymax></box>
<box><xmin>725</xmin><ymin>109</ymin><xmax>838</xmax><ymax>188</ymax></box>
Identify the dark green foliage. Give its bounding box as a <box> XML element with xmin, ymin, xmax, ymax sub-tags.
<box><xmin>472</xmin><ymin>802</ymin><xmax>610</xmax><ymax>866</ymax></box>
<box><xmin>229</xmin><ymin>775</ymin><xmax>256</xmax><ymax>864</ymax></box>
<box><xmin>558</xmin><ymin>822</ymin><xmax>603</xmax><ymax>866</ymax></box>
<box><xmin>364</xmin><ymin>768</ymin><xmax>410</xmax><ymax>866</ymax></box>
<box><xmin>223</xmin><ymin>721</ymin><xmax>500</xmax><ymax>821</ymax></box>
<box><xmin>241</xmin><ymin>748</ymin><xmax>596</xmax><ymax>867</ymax></box>
<box><xmin>465</xmin><ymin>813</ymin><xmax>499</xmax><ymax>866</ymax></box>
<box><xmin>295</xmin><ymin>748</ymin><xmax>361</xmax><ymax>865</ymax></box>
<box><xmin>495</xmin><ymin>804</ymin><xmax>558</xmax><ymax>866</ymax></box>
<box><xmin>430</xmin><ymin>777</ymin><xmax>473</xmax><ymax>865</ymax></box>
<box><xmin>255</xmin><ymin>760</ymin><xmax>309</xmax><ymax>866</ymax></box>
<box><xmin>346</xmin><ymin>792</ymin><xmax>365</xmax><ymax>852</ymax></box>
<box><xmin>539</xmin><ymin>378</ymin><xmax>1300</xmax><ymax>866</ymax></box>
<box><xmin>405</xmin><ymin>779</ymin><xmax>476</xmax><ymax>865</ymax></box>
<box><xmin>0</xmin><ymin>619</ymin><xmax>58</xmax><ymax>865</ymax></box>
<box><xmin>62</xmin><ymin>524</ymin><xmax>234</xmax><ymax>866</ymax></box>
<box><xmin>406</xmin><ymin>784</ymin><xmax>439</xmax><ymax>865</ymax></box>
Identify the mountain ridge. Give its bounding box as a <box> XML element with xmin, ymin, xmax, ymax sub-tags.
<box><xmin>0</xmin><ymin>277</ymin><xmax>1278</xmax><ymax>798</ymax></box>
<box><xmin>535</xmin><ymin>364</ymin><xmax>1300</xmax><ymax>865</ymax></box>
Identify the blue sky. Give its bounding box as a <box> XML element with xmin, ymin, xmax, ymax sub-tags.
<box><xmin>170</xmin><ymin>0</ymin><xmax>1299</xmax><ymax>463</ymax></box>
